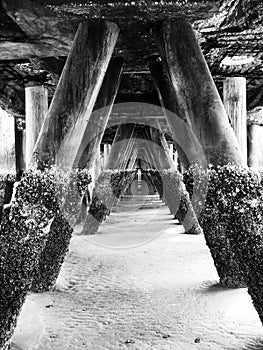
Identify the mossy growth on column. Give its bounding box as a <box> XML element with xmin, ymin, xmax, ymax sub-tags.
<box><xmin>221</xmin><ymin>166</ymin><xmax>263</xmax><ymax>322</ymax></box>
<box><xmin>184</xmin><ymin>164</ymin><xmax>248</xmax><ymax>288</ymax></box>
<box><xmin>162</xmin><ymin>169</ymin><xmax>203</xmax><ymax>234</ymax></box>
<box><xmin>148</xmin><ymin>170</ymin><xmax>163</xmax><ymax>199</ymax></box>
<box><xmin>0</xmin><ymin>174</ymin><xmax>16</xmax><ymax>224</ymax></box>
<box><xmin>0</xmin><ymin>166</ymin><xmax>92</xmax><ymax>349</ymax></box>
<box><xmin>0</xmin><ymin>170</ymin><xmax>54</xmax><ymax>350</ymax></box>
<box><xmin>30</xmin><ymin>168</ymin><xmax>92</xmax><ymax>292</ymax></box>
<box><xmin>31</xmin><ymin>214</ymin><xmax>73</xmax><ymax>292</ymax></box>
<box><xmin>83</xmin><ymin>170</ymin><xmax>136</xmax><ymax>235</ymax></box>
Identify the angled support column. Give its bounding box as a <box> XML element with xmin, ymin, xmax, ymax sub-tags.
<box><xmin>119</xmin><ymin>132</ymin><xmax>137</xmax><ymax>170</ymax></box>
<box><xmin>77</xmin><ymin>57</ymin><xmax>124</xmax><ymax>170</ymax></box>
<box><xmin>143</xmin><ymin>141</ymin><xmax>160</xmax><ymax>169</ymax></box>
<box><xmin>223</xmin><ymin>77</ymin><xmax>247</xmax><ymax>163</ymax></box>
<box><xmin>106</xmin><ymin>123</ymin><xmax>136</xmax><ymax>170</ymax></box>
<box><xmin>152</xmin><ymin>19</ymin><xmax>245</xmax><ymax>166</ymax></box>
<box><xmin>33</xmin><ymin>20</ymin><xmax>119</xmax><ymax>171</ymax></box>
<box><xmin>149</xmin><ymin>56</ymin><xmax>202</xmax><ymax>168</ymax></box>
<box><xmin>153</xmin><ymin>19</ymin><xmax>250</xmax><ymax>288</ymax></box>
<box><xmin>83</xmin><ymin>124</ymin><xmax>136</xmax><ymax>234</ymax></box>
<box><xmin>160</xmin><ymin>130</ymin><xmax>176</xmax><ymax>167</ymax></box>
<box><xmin>142</xmin><ymin>125</ymin><xmax>175</xmax><ymax>170</ymax></box>
<box><xmin>142</xmin><ymin>125</ymin><xmax>202</xmax><ymax>234</ymax></box>
<box><xmin>25</xmin><ymin>86</ymin><xmax>48</xmax><ymax>169</ymax></box>
<box><xmin>127</xmin><ymin>143</ymin><xmax>139</xmax><ymax>170</ymax></box>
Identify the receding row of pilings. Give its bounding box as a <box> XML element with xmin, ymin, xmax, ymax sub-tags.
<box><xmin>1</xmin><ymin>17</ymin><xmax>263</xmax><ymax>349</ymax></box>
<box><xmin>2</xmin><ymin>75</ymin><xmax>261</xmax><ymax>178</ymax></box>
<box><xmin>1</xmin><ymin>41</ymin><xmax>262</xmax><ymax>179</ymax></box>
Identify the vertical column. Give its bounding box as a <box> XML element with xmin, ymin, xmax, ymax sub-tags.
<box><xmin>89</xmin><ymin>147</ymin><xmax>101</xmax><ymax>193</ymax></box>
<box><xmin>14</xmin><ymin>117</ymin><xmax>26</xmax><ymax>179</ymax></box>
<box><xmin>103</xmin><ymin>143</ymin><xmax>108</xmax><ymax>169</ymax></box>
<box><xmin>94</xmin><ymin>147</ymin><xmax>102</xmax><ymax>181</ymax></box>
<box><xmin>248</xmin><ymin>124</ymin><xmax>263</xmax><ymax>168</ymax></box>
<box><xmin>223</xmin><ymin>77</ymin><xmax>247</xmax><ymax>163</ymax></box>
<box><xmin>25</xmin><ymin>85</ymin><xmax>48</xmax><ymax>168</ymax></box>
<box><xmin>174</xmin><ymin>149</ymin><xmax>178</xmax><ymax>168</ymax></box>
<box><xmin>107</xmin><ymin>144</ymin><xmax>111</xmax><ymax>160</ymax></box>
<box><xmin>0</xmin><ymin>110</ymin><xmax>15</xmax><ymax>173</ymax></box>
<box><xmin>169</xmin><ymin>143</ymin><xmax>173</xmax><ymax>160</ymax></box>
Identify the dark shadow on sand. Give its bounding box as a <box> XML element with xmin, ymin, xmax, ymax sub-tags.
<box><xmin>198</xmin><ymin>280</ymin><xmax>245</xmax><ymax>294</ymax></box>
<box><xmin>239</xmin><ymin>339</ymin><xmax>263</xmax><ymax>350</ymax></box>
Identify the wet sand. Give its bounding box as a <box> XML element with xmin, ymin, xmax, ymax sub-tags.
<box><xmin>11</xmin><ymin>204</ymin><xmax>263</xmax><ymax>350</ymax></box>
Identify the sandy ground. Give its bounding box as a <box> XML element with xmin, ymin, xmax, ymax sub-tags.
<box><xmin>11</xmin><ymin>200</ymin><xmax>263</xmax><ymax>350</ymax></box>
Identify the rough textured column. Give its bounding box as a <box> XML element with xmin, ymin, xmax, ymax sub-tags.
<box><xmin>120</xmin><ymin>134</ymin><xmax>137</xmax><ymax>170</ymax></box>
<box><xmin>114</xmin><ymin>132</ymin><xmax>136</xmax><ymax>170</ymax></box>
<box><xmin>0</xmin><ymin>112</ymin><xmax>15</xmax><ymax>173</ymax></box>
<box><xmin>77</xmin><ymin>57</ymin><xmax>124</xmax><ymax>170</ymax></box>
<box><xmin>152</xmin><ymin>19</ymin><xmax>245</xmax><ymax>166</ymax></box>
<box><xmin>14</xmin><ymin>117</ymin><xmax>25</xmax><ymax>179</ymax></box>
<box><xmin>141</xmin><ymin>142</ymin><xmax>158</xmax><ymax>169</ymax></box>
<box><xmin>25</xmin><ymin>86</ymin><xmax>48</xmax><ymax>168</ymax></box>
<box><xmin>248</xmin><ymin>124</ymin><xmax>263</xmax><ymax>168</ymax></box>
<box><xmin>223</xmin><ymin>77</ymin><xmax>247</xmax><ymax>163</ymax></box>
<box><xmin>142</xmin><ymin>125</ymin><xmax>175</xmax><ymax>170</ymax></box>
<box><xmin>127</xmin><ymin>143</ymin><xmax>139</xmax><ymax>170</ymax></box>
<box><xmin>106</xmin><ymin>123</ymin><xmax>136</xmax><ymax>170</ymax></box>
<box><xmin>33</xmin><ymin>20</ymin><xmax>119</xmax><ymax>171</ymax></box>
<box><xmin>141</xmin><ymin>125</ymin><xmax>202</xmax><ymax>234</ymax></box>
<box><xmin>149</xmin><ymin>56</ymin><xmax>204</xmax><ymax>168</ymax></box>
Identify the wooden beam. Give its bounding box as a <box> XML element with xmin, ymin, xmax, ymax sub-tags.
<box><xmin>223</xmin><ymin>77</ymin><xmax>247</xmax><ymax>163</ymax></box>
<box><xmin>33</xmin><ymin>20</ymin><xmax>119</xmax><ymax>171</ymax></box>
<box><xmin>1</xmin><ymin>0</ymin><xmax>78</xmax><ymax>59</ymax></box>
<box><xmin>153</xmin><ymin>19</ymin><xmax>245</xmax><ymax>166</ymax></box>
<box><xmin>25</xmin><ymin>85</ymin><xmax>48</xmax><ymax>169</ymax></box>
<box><xmin>77</xmin><ymin>57</ymin><xmax>124</xmax><ymax>169</ymax></box>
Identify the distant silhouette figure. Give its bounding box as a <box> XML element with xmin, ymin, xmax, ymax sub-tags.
<box><xmin>78</xmin><ymin>184</ymin><xmax>91</xmax><ymax>224</ymax></box>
